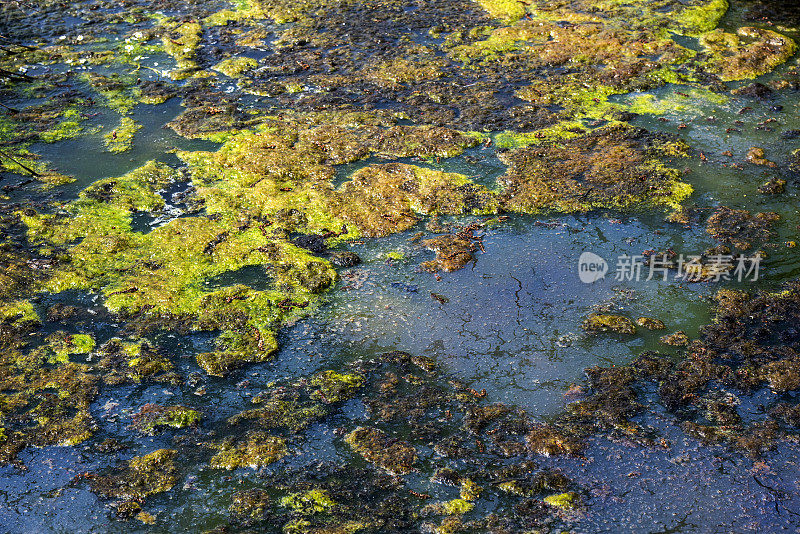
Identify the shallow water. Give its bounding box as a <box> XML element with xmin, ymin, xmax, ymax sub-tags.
<box><xmin>2</xmin><ymin>0</ymin><xmax>800</xmax><ymax>532</ymax></box>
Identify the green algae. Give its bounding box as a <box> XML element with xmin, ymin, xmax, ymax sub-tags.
<box><xmin>44</xmin><ymin>331</ymin><xmax>95</xmax><ymax>363</ymax></box>
<box><xmin>20</xmin><ymin>155</ymin><xmax>343</xmax><ymax>375</ymax></box>
<box><xmin>0</xmin><ymin>300</ymin><xmax>39</xmax><ymax>327</ymax></box>
<box><xmin>229</xmin><ymin>395</ymin><xmax>328</xmax><ymax>432</ymax></box>
<box><xmin>706</xmin><ymin>207</ymin><xmax>779</xmax><ymax>250</ymax></box>
<box><xmin>160</xmin><ymin>20</ymin><xmax>203</xmax><ymax>80</ymax></box>
<box><xmin>83</xmin><ymin>73</ymin><xmax>141</xmax><ymax>114</ymax></box>
<box><xmin>543</xmin><ymin>492</ymin><xmax>579</xmax><ymax>509</ymax></box>
<box><xmin>582</xmin><ymin>314</ymin><xmax>637</xmax><ymax>335</ymax></box>
<box><xmin>676</xmin><ymin>0</ymin><xmax>729</xmax><ymax>35</ymax></box>
<box><xmin>131</xmin><ymin>404</ymin><xmax>201</xmax><ymax>434</ymax></box>
<box><xmin>700</xmin><ymin>27</ymin><xmax>798</xmax><ymax>81</ymax></box>
<box><xmin>279</xmin><ymin>489</ymin><xmax>337</xmax><ymax>514</ymax></box>
<box><xmin>472</xmin><ymin>0</ymin><xmax>527</xmax><ymax>23</ymax></box>
<box><xmin>3</xmin><ymin>0</ymin><xmax>797</xmax><ymax>528</ymax></box>
<box><xmin>344</xmin><ymin>426</ymin><xmax>418</xmax><ymax>475</ymax></box>
<box><xmin>310</xmin><ymin>370</ymin><xmax>365</xmax><ymax>404</ymax></box>
<box><xmin>423</xmin><ymin>497</ymin><xmax>475</xmax><ymax>516</ymax></box>
<box><xmin>104</xmin><ymin>117</ymin><xmax>142</xmax><ymax>153</ymax></box>
<box><xmin>88</xmin><ymin>448</ymin><xmax>178</xmax><ymax>504</ymax></box>
<box><xmin>38</xmin><ymin>107</ymin><xmax>85</xmax><ymax>143</ymax></box>
<box><xmin>209</xmin><ymin>431</ymin><xmax>287</xmax><ymax>469</ymax></box>
<box><xmin>623</xmin><ymin>87</ymin><xmax>729</xmax><ymax>116</ymax></box>
<box><xmin>497</xmin><ymin>125</ymin><xmax>692</xmax><ymax>216</ymax></box>
<box><xmin>213</xmin><ymin>57</ymin><xmax>258</xmax><ymax>78</ymax></box>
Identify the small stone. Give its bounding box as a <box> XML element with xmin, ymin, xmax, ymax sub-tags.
<box><xmin>582</xmin><ymin>314</ymin><xmax>636</xmax><ymax>335</ymax></box>
<box><xmin>329</xmin><ymin>250</ymin><xmax>361</xmax><ymax>267</ymax></box>
<box><xmin>660</xmin><ymin>331</ymin><xmax>689</xmax><ymax>346</ymax></box>
<box><xmin>636</xmin><ymin>317</ymin><xmax>665</xmax><ymax>330</ymax></box>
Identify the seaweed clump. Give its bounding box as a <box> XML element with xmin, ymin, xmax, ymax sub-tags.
<box><xmin>86</xmin><ymin>449</ymin><xmax>178</xmax><ymax>517</ymax></box>
<box><xmin>497</xmin><ymin>125</ymin><xmax>692</xmax><ymax>216</ymax></box>
<box><xmin>706</xmin><ymin>206</ymin><xmax>779</xmax><ymax>250</ymax></box>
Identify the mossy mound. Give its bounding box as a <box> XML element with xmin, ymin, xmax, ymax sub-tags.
<box><xmin>706</xmin><ymin>207</ymin><xmax>779</xmax><ymax>250</ymax></box>
<box><xmin>582</xmin><ymin>313</ymin><xmax>637</xmax><ymax>335</ymax></box>
<box><xmin>87</xmin><ymin>448</ymin><xmax>178</xmax><ymax>504</ymax></box>
<box><xmin>700</xmin><ymin>27</ymin><xmax>797</xmax><ymax>82</ymax></box>
<box><xmin>497</xmin><ymin>125</ymin><xmax>692</xmax><ymax>215</ymax></box>
<box><xmin>209</xmin><ymin>431</ymin><xmax>288</xmax><ymax>469</ymax></box>
<box><xmin>130</xmin><ymin>404</ymin><xmax>201</xmax><ymax>435</ymax></box>
<box><xmin>345</xmin><ymin>426</ymin><xmax>419</xmax><ymax>474</ymax></box>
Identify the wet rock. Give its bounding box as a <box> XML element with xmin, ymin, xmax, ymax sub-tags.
<box><xmin>329</xmin><ymin>250</ymin><xmax>361</xmax><ymax>267</ymax></box>
<box><xmin>636</xmin><ymin>317</ymin><xmax>665</xmax><ymax>330</ymax></box>
<box><xmin>293</xmin><ymin>234</ymin><xmax>328</xmax><ymax>253</ymax></box>
<box><xmin>659</xmin><ymin>331</ymin><xmax>689</xmax><ymax>346</ymax></box>
<box><xmin>746</xmin><ymin>146</ymin><xmax>777</xmax><ymax>167</ymax></box>
<box><xmin>758</xmin><ymin>177</ymin><xmax>786</xmax><ymax>195</ymax></box>
<box><xmin>732</xmin><ymin>82</ymin><xmax>774</xmax><ymax>99</ymax></box>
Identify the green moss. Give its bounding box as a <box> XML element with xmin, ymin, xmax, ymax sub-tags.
<box><xmin>132</xmin><ymin>404</ymin><xmax>201</xmax><ymax>434</ymax></box>
<box><xmin>279</xmin><ymin>488</ymin><xmax>336</xmax><ymax>514</ymax></box>
<box><xmin>582</xmin><ymin>314</ymin><xmax>637</xmax><ymax>335</ymax></box>
<box><xmin>700</xmin><ymin>28</ymin><xmax>797</xmax><ymax>81</ymax></box>
<box><xmin>0</xmin><ymin>300</ymin><xmax>40</xmax><ymax>327</ymax></box>
<box><xmin>209</xmin><ymin>432</ymin><xmax>287</xmax><ymax>469</ymax></box>
<box><xmin>213</xmin><ymin>57</ymin><xmax>258</xmax><ymax>78</ymax></box>
<box><xmin>472</xmin><ymin>0</ymin><xmax>527</xmax><ymax>23</ymax></box>
<box><xmin>310</xmin><ymin>370</ymin><xmax>365</xmax><ymax>403</ymax></box>
<box><xmin>344</xmin><ymin>427</ymin><xmax>417</xmax><ymax>474</ymax></box>
<box><xmin>676</xmin><ymin>0</ymin><xmax>728</xmax><ymax>35</ymax></box>
<box><xmin>104</xmin><ymin>117</ymin><xmax>142</xmax><ymax>153</ymax></box>
<box><xmin>543</xmin><ymin>492</ymin><xmax>579</xmax><ymax>509</ymax></box>
<box><xmin>88</xmin><ymin>449</ymin><xmax>178</xmax><ymax>501</ymax></box>
<box><xmin>38</xmin><ymin>108</ymin><xmax>85</xmax><ymax>143</ymax></box>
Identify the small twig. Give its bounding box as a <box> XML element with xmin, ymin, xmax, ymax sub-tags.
<box><xmin>0</xmin><ymin>34</ymin><xmax>36</xmax><ymax>50</ymax></box>
<box><xmin>0</xmin><ymin>148</ymin><xmax>40</xmax><ymax>176</ymax></box>
<box><xmin>0</xmin><ymin>67</ymin><xmax>33</xmax><ymax>81</ymax></box>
